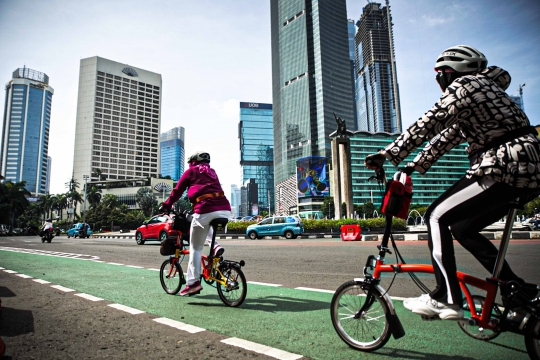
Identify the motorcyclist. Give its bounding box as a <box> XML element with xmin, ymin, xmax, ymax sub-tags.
<box><xmin>159</xmin><ymin>151</ymin><xmax>231</xmax><ymax>296</ymax></box>
<box><xmin>366</xmin><ymin>45</ymin><xmax>539</xmax><ymax>320</ymax></box>
<box><xmin>41</xmin><ymin>219</ymin><xmax>54</xmax><ymax>238</ymax></box>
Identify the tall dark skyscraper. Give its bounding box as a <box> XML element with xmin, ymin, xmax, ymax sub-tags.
<box><xmin>270</xmin><ymin>0</ymin><xmax>356</xmax><ymax>188</ymax></box>
<box><xmin>355</xmin><ymin>2</ymin><xmax>402</xmax><ymax>133</ymax></box>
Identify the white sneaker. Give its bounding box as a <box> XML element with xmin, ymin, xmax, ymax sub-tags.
<box><xmin>411</xmin><ymin>296</ymin><xmax>464</xmax><ymax>320</ymax></box>
<box><xmin>403</xmin><ymin>294</ymin><xmax>430</xmax><ymax>311</ymax></box>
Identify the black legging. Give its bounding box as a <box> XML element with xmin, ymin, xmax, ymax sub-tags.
<box><xmin>425</xmin><ymin>176</ymin><xmax>531</xmax><ymax>304</ymax></box>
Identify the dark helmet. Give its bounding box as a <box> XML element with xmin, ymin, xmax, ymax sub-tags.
<box><xmin>46</xmin><ymin>219</ymin><xmax>52</xmax><ymax>222</ymax></box>
<box><xmin>434</xmin><ymin>45</ymin><xmax>488</xmax><ymax>91</ymax></box>
<box><xmin>187</xmin><ymin>151</ymin><xmax>210</xmax><ymax>164</ymax></box>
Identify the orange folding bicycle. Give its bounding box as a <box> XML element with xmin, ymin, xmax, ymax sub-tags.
<box><xmin>159</xmin><ymin>215</ymin><xmax>247</xmax><ymax>307</ymax></box>
<box><xmin>330</xmin><ymin>164</ymin><xmax>540</xmax><ymax>359</ymax></box>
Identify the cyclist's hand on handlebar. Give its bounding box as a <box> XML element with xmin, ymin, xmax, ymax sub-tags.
<box><xmin>365</xmin><ymin>153</ymin><xmax>386</xmax><ymax>171</ymax></box>
<box><xmin>159</xmin><ymin>203</ymin><xmax>171</xmax><ymax>214</ymax></box>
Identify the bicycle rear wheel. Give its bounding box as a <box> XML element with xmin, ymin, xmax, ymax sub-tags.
<box><xmin>330</xmin><ymin>280</ymin><xmax>391</xmax><ymax>351</ymax></box>
<box><xmin>160</xmin><ymin>259</ymin><xmax>184</xmax><ymax>295</ymax></box>
<box><xmin>525</xmin><ymin>316</ymin><xmax>540</xmax><ymax>360</ymax></box>
<box><xmin>217</xmin><ymin>263</ymin><xmax>247</xmax><ymax>307</ymax></box>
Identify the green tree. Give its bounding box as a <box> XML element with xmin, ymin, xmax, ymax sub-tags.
<box><xmin>102</xmin><ymin>194</ymin><xmax>119</xmax><ymax>209</ymax></box>
<box><xmin>87</xmin><ymin>186</ymin><xmax>102</xmax><ymax>209</ymax></box>
<box><xmin>92</xmin><ymin>168</ymin><xmax>106</xmax><ymax>181</ymax></box>
<box><xmin>321</xmin><ymin>196</ymin><xmax>335</xmax><ymax>219</ymax></box>
<box><xmin>136</xmin><ymin>187</ymin><xmax>157</xmax><ymax>217</ymax></box>
<box><xmin>0</xmin><ymin>181</ymin><xmax>31</xmax><ymax>231</ymax></box>
<box><xmin>173</xmin><ymin>195</ymin><xmax>192</xmax><ymax>214</ymax></box>
<box><xmin>362</xmin><ymin>202</ymin><xmax>376</xmax><ymax>218</ymax></box>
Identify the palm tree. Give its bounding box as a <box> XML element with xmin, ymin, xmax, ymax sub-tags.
<box><xmin>136</xmin><ymin>187</ymin><xmax>157</xmax><ymax>217</ymax></box>
<box><xmin>87</xmin><ymin>186</ymin><xmax>102</xmax><ymax>209</ymax></box>
<box><xmin>55</xmin><ymin>194</ymin><xmax>68</xmax><ymax>220</ymax></box>
<box><xmin>102</xmin><ymin>194</ymin><xmax>119</xmax><ymax>209</ymax></box>
<box><xmin>1</xmin><ymin>181</ymin><xmax>31</xmax><ymax>231</ymax></box>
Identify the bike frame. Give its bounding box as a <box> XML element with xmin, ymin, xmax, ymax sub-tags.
<box><xmin>366</xmin><ymin>184</ymin><xmax>523</xmax><ymax>333</ymax></box>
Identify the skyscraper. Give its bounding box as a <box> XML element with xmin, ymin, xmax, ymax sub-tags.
<box><xmin>270</xmin><ymin>0</ymin><xmax>356</xmax><ymax>188</ymax></box>
<box><xmin>73</xmin><ymin>56</ymin><xmax>162</xmax><ymax>186</ymax></box>
<box><xmin>160</xmin><ymin>126</ymin><xmax>185</xmax><ymax>180</ymax></box>
<box><xmin>1</xmin><ymin>67</ymin><xmax>54</xmax><ymax>195</ymax></box>
<box><xmin>239</xmin><ymin>102</ymin><xmax>274</xmax><ymax>214</ymax></box>
<box><xmin>355</xmin><ymin>2</ymin><xmax>402</xmax><ymax>133</ymax></box>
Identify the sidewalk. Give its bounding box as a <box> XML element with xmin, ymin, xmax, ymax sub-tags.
<box><xmin>90</xmin><ymin>230</ymin><xmax>540</xmax><ymax>241</ymax></box>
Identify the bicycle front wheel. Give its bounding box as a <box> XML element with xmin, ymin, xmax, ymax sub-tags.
<box><xmin>525</xmin><ymin>316</ymin><xmax>540</xmax><ymax>360</ymax></box>
<box><xmin>217</xmin><ymin>264</ymin><xmax>247</xmax><ymax>307</ymax></box>
<box><xmin>160</xmin><ymin>259</ymin><xmax>184</xmax><ymax>295</ymax></box>
<box><xmin>330</xmin><ymin>280</ymin><xmax>391</xmax><ymax>351</ymax></box>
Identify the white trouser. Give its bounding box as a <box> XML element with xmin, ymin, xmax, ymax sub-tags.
<box><xmin>187</xmin><ymin>210</ymin><xmax>231</xmax><ymax>285</ymax></box>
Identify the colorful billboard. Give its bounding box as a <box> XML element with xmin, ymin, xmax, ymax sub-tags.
<box><xmin>296</xmin><ymin>156</ymin><xmax>329</xmax><ymax>198</ymax></box>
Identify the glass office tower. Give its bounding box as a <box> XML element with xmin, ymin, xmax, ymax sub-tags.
<box><xmin>270</xmin><ymin>0</ymin><xmax>356</xmax><ymax>187</ymax></box>
<box><xmin>350</xmin><ymin>131</ymin><xmax>469</xmax><ymax>209</ymax></box>
<box><xmin>355</xmin><ymin>2</ymin><xmax>402</xmax><ymax>133</ymax></box>
<box><xmin>1</xmin><ymin>67</ymin><xmax>54</xmax><ymax>195</ymax></box>
<box><xmin>160</xmin><ymin>127</ymin><xmax>185</xmax><ymax>180</ymax></box>
<box><xmin>239</xmin><ymin>102</ymin><xmax>274</xmax><ymax>214</ymax></box>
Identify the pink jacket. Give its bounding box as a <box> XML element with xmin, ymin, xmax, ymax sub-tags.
<box><xmin>163</xmin><ymin>162</ymin><xmax>231</xmax><ymax>214</ymax></box>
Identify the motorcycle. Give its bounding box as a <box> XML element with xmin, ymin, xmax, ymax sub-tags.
<box><xmin>78</xmin><ymin>224</ymin><xmax>88</xmax><ymax>239</ymax></box>
<box><xmin>40</xmin><ymin>228</ymin><xmax>54</xmax><ymax>243</ymax></box>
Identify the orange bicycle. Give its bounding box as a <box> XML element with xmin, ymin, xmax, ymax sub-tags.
<box><xmin>330</xmin><ymin>163</ymin><xmax>540</xmax><ymax>358</ymax></box>
<box><xmin>159</xmin><ymin>215</ymin><xmax>247</xmax><ymax>307</ymax></box>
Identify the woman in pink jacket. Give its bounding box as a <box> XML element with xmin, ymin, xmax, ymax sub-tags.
<box><xmin>160</xmin><ymin>151</ymin><xmax>231</xmax><ymax>296</ymax></box>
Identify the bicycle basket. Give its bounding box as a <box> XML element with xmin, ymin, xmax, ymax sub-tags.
<box><xmin>160</xmin><ymin>238</ymin><xmax>177</xmax><ymax>256</ymax></box>
<box><xmin>172</xmin><ymin>214</ymin><xmax>190</xmax><ymax>232</ymax></box>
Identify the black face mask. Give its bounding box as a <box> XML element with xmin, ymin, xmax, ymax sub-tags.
<box><xmin>435</xmin><ymin>71</ymin><xmax>462</xmax><ymax>92</ymax></box>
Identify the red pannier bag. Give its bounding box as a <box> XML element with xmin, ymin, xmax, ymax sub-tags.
<box><xmin>381</xmin><ymin>172</ymin><xmax>413</xmax><ymax>220</ymax></box>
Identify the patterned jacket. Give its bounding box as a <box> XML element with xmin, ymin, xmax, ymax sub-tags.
<box><xmin>382</xmin><ymin>66</ymin><xmax>540</xmax><ymax>188</ymax></box>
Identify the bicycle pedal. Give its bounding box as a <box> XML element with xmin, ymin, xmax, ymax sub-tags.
<box><xmin>420</xmin><ymin>315</ymin><xmax>440</xmax><ymax>321</ymax></box>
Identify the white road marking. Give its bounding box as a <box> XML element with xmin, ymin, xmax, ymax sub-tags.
<box><xmin>16</xmin><ymin>274</ymin><xmax>33</xmax><ymax>279</ymax></box>
<box><xmin>75</xmin><ymin>293</ymin><xmax>104</xmax><ymax>302</ymax></box>
<box><xmin>147</xmin><ymin>268</ymin><xmax>160</xmax><ymax>271</ymax></box>
<box><xmin>33</xmin><ymin>279</ymin><xmax>51</xmax><ymax>284</ymax></box>
<box><xmin>107</xmin><ymin>262</ymin><xmax>124</xmax><ymax>266</ymax></box>
<box><xmin>125</xmin><ymin>265</ymin><xmax>144</xmax><ymax>268</ymax></box>
<box><xmin>221</xmin><ymin>337</ymin><xmax>303</xmax><ymax>360</ymax></box>
<box><xmin>247</xmin><ymin>281</ymin><xmax>282</xmax><ymax>287</ymax></box>
<box><xmin>295</xmin><ymin>287</ymin><xmax>335</xmax><ymax>294</ymax></box>
<box><xmin>108</xmin><ymin>303</ymin><xmax>145</xmax><ymax>314</ymax></box>
<box><xmin>3</xmin><ymin>270</ymin><xmax>17</xmax><ymax>274</ymax></box>
<box><xmin>153</xmin><ymin>317</ymin><xmax>206</xmax><ymax>334</ymax></box>
<box><xmin>51</xmin><ymin>285</ymin><xmax>75</xmax><ymax>292</ymax></box>
<box><xmin>0</xmin><ymin>246</ymin><xmax>100</xmax><ymax>261</ymax></box>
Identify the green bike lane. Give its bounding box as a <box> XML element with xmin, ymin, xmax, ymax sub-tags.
<box><xmin>0</xmin><ymin>250</ymin><xmax>530</xmax><ymax>360</ymax></box>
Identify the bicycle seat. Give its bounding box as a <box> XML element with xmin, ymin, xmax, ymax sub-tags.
<box><xmin>210</xmin><ymin>218</ymin><xmax>228</xmax><ymax>229</ymax></box>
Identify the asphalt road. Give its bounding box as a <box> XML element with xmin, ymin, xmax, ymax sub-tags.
<box><xmin>1</xmin><ymin>235</ymin><xmax>539</xmax><ymax>359</ymax></box>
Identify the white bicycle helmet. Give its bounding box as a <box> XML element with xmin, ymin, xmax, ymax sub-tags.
<box><xmin>435</xmin><ymin>45</ymin><xmax>488</xmax><ymax>91</ymax></box>
<box><xmin>187</xmin><ymin>151</ymin><xmax>210</xmax><ymax>163</ymax></box>
<box><xmin>435</xmin><ymin>45</ymin><xmax>488</xmax><ymax>72</ymax></box>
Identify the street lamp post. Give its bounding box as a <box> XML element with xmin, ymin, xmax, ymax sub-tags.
<box><xmin>83</xmin><ymin>175</ymin><xmax>89</xmax><ymax>224</ymax></box>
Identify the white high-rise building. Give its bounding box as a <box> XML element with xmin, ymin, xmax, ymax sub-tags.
<box><xmin>73</xmin><ymin>56</ymin><xmax>162</xmax><ymax>186</ymax></box>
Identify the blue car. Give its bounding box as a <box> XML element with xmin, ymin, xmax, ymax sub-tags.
<box><xmin>67</xmin><ymin>223</ymin><xmax>92</xmax><ymax>238</ymax></box>
<box><xmin>246</xmin><ymin>216</ymin><xmax>304</xmax><ymax>240</ymax></box>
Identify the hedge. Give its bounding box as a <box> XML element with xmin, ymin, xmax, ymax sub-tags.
<box><xmin>225</xmin><ymin>218</ymin><xmax>407</xmax><ymax>233</ymax></box>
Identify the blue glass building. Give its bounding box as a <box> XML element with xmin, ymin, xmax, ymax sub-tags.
<box><xmin>355</xmin><ymin>2</ymin><xmax>402</xmax><ymax>133</ymax></box>
<box><xmin>1</xmin><ymin>67</ymin><xmax>53</xmax><ymax>195</ymax></box>
<box><xmin>239</xmin><ymin>102</ymin><xmax>274</xmax><ymax>214</ymax></box>
<box><xmin>160</xmin><ymin>127</ymin><xmax>185</xmax><ymax>181</ymax></box>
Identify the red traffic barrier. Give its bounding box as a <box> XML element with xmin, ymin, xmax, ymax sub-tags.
<box><xmin>340</xmin><ymin>224</ymin><xmax>362</xmax><ymax>241</ymax></box>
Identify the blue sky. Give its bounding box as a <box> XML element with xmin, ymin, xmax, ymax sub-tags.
<box><xmin>0</xmin><ymin>0</ymin><xmax>538</xmax><ymax>196</ymax></box>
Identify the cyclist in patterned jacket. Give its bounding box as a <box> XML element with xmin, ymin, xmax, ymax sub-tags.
<box><xmin>366</xmin><ymin>45</ymin><xmax>539</xmax><ymax>320</ymax></box>
<box><xmin>160</xmin><ymin>151</ymin><xmax>231</xmax><ymax>296</ymax></box>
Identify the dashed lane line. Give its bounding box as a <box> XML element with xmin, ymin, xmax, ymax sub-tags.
<box><xmin>153</xmin><ymin>317</ymin><xmax>206</xmax><ymax>334</ymax></box>
<box><xmin>33</xmin><ymin>279</ymin><xmax>51</xmax><ymax>284</ymax></box>
<box><xmin>107</xmin><ymin>262</ymin><xmax>124</xmax><ymax>266</ymax></box>
<box><xmin>221</xmin><ymin>337</ymin><xmax>303</xmax><ymax>360</ymax></box>
<box><xmin>295</xmin><ymin>287</ymin><xmax>335</xmax><ymax>294</ymax></box>
<box><xmin>4</xmin><ymin>270</ymin><xmax>17</xmax><ymax>274</ymax></box>
<box><xmin>51</xmin><ymin>285</ymin><xmax>75</xmax><ymax>292</ymax></box>
<box><xmin>16</xmin><ymin>274</ymin><xmax>33</xmax><ymax>279</ymax></box>
<box><xmin>75</xmin><ymin>293</ymin><xmax>104</xmax><ymax>302</ymax></box>
<box><xmin>108</xmin><ymin>303</ymin><xmax>145</xmax><ymax>315</ymax></box>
